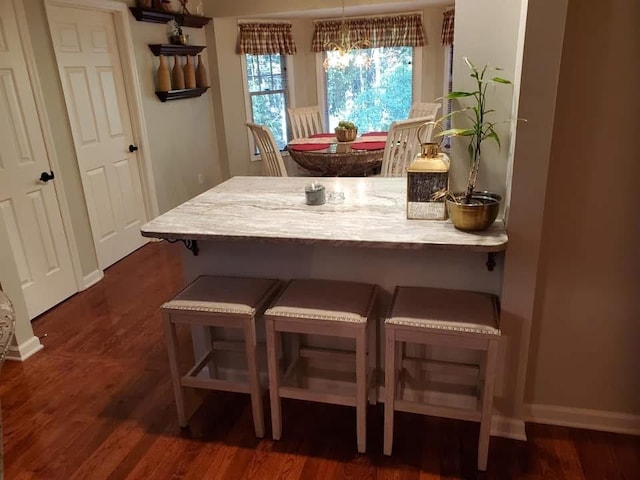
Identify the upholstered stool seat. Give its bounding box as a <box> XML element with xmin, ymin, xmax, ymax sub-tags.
<box><xmin>162</xmin><ymin>276</ymin><xmax>280</xmax><ymax>438</ymax></box>
<box><xmin>264</xmin><ymin>279</ymin><xmax>378</xmax><ymax>453</ymax></box>
<box><xmin>384</xmin><ymin>286</ymin><xmax>501</xmax><ymax>471</ymax></box>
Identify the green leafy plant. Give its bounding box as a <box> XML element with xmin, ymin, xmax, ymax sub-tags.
<box><xmin>435</xmin><ymin>57</ymin><xmax>512</xmax><ymax>203</ymax></box>
<box><xmin>168</xmin><ymin>18</ymin><xmax>183</xmax><ymax>37</ymax></box>
<box><xmin>336</xmin><ymin>120</ymin><xmax>357</xmax><ymax>130</ymax></box>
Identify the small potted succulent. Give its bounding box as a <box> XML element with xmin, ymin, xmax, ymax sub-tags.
<box><xmin>335</xmin><ymin>120</ymin><xmax>358</xmax><ymax>142</ymax></box>
<box><xmin>435</xmin><ymin>57</ymin><xmax>513</xmax><ymax>231</ymax></box>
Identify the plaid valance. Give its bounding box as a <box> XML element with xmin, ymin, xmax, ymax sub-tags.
<box><xmin>237</xmin><ymin>23</ymin><xmax>297</xmax><ymax>55</ymax></box>
<box><xmin>441</xmin><ymin>10</ymin><xmax>454</xmax><ymax>45</ymax></box>
<box><xmin>312</xmin><ymin>13</ymin><xmax>425</xmax><ymax>52</ymax></box>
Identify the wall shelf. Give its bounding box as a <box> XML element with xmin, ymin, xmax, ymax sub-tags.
<box><xmin>148</xmin><ymin>44</ymin><xmax>206</xmax><ymax>56</ymax></box>
<box><xmin>155</xmin><ymin>87</ymin><xmax>209</xmax><ymax>102</ymax></box>
<box><xmin>129</xmin><ymin>7</ymin><xmax>212</xmax><ymax>28</ymax></box>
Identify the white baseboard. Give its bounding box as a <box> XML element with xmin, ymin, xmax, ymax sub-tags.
<box><xmin>492</xmin><ymin>414</ymin><xmax>527</xmax><ymax>441</ymax></box>
<box><xmin>6</xmin><ymin>335</ymin><xmax>44</xmax><ymax>361</ymax></box>
<box><xmin>524</xmin><ymin>403</ymin><xmax>640</xmax><ymax>436</ymax></box>
<box><xmin>81</xmin><ymin>269</ymin><xmax>104</xmax><ymax>290</ymax></box>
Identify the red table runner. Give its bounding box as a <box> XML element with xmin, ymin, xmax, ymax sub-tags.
<box><xmin>350</xmin><ymin>141</ymin><xmax>386</xmax><ymax>151</ymax></box>
<box><xmin>289</xmin><ymin>143</ymin><xmax>331</xmax><ymax>151</ymax></box>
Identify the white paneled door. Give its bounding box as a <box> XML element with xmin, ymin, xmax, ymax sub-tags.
<box><xmin>48</xmin><ymin>6</ymin><xmax>148</xmax><ymax>270</ymax></box>
<box><xmin>0</xmin><ymin>1</ymin><xmax>77</xmax><ymax>319</ymax></box>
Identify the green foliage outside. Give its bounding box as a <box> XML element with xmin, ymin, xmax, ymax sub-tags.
<box><xmin>326</xmin><ymin>47</ymin><xmax>413</xmax><ymax>132</ymax></box>
<box><xmin>246</xmin><ymin>54</ymin><xmax>287</xmax><ymax>149</ymax></box>
<box><xmin>251</xmin><ymin>94</ymin><xmax>286</xmax><ymax>149</ymax></box>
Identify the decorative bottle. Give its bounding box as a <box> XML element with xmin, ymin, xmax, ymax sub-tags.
<box><xmin>195</xmin><ymin>54</ymin><xmax>208</xmax><ymax>88</ymax></box>
<box><xmin>172</xmin><ymin>55</ymin><xmax>185</xmax><ymax>90</ymax></box>
<box><xmin>156</xmin><ymin>55</ymin><xmax>171</xmax><ymax>92</ymax></box>
<box><xmin>183</xmin><ymin>56</ymin><xmax>196</xmax><ymax>89</ymax></box>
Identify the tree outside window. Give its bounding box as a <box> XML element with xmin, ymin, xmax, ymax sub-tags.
<box><xmin>325</xmin><ymin>47</ymin><xmax>413</xmax><ymax>131</ymax></box>
<box><xmin>246</xmin><ymin>54</ymin><xmax>289</xmax><ymax>150</ymax></box>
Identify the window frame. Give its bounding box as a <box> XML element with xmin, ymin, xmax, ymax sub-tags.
<box><xmin>241</xmin><ymin>53</ymin><xmax>292</xmax><ymax>160</ymax></box>
<box><xmin>441</xmin><ymin>43</ymin><xmax>455</xmax><ymax>151</ymax></box>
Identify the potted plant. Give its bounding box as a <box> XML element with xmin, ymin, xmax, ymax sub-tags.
<box><xmin>168</xmin><ymin>18</ymin><xmax>188</xmax><ymax>45</ymax></box>
<box><xmin>435</xmin><ymin>57</ymin><xmax>513</xmax><ymax>231</ymax></box>
<box><xmin>335</xmin><ymin>120</ymin><xmax>358</xmax><ymax>142</ymax></box>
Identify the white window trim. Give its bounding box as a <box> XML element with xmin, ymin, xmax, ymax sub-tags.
<box><xmin>241</xmin><ymin>54</ymin><xmax>293</xmax><ymax>162</ymax></box>
<box><xmin>238</xmin><ymin>19</ymin><xmax>294</xmax><ymax>162</ymax></box>
<box><xmin>315</xmin><ymin>53</ymin><xmax>328</xmax><ymax>128</ymax></box>
<box><xmin>412</xmin><ymin>46</ymin><xmax>423</xmax><ymax>104</ymax></box>
<box><xmin>239</xmin><ymin>54</ymin><xmax>258</xmax><ymax>161</ymax></box>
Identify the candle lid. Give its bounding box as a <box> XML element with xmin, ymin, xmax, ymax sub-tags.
<box><xmin>305</xmin><ymin>182</ymin><xmax>325</xmax><ymax>192</ymax></box>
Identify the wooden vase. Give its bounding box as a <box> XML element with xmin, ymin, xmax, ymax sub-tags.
<box><xmin>156</xmin><ymin>55</ymin><xmax>171</xmax><ymax>92</ymax></box>
<box><xmin>195</xmin><ymin>55</ymin><xmax>208</xmax><ymax>88</ymax></box>
<box><xmin>183</xmin><ymin>56</ymin><xmax>196</xmax><ymax>89</ymax></box>
<box><xmin>172</xmin><ymin>55</ymin><xmax>185</xmax><ymax>90</ymax></box>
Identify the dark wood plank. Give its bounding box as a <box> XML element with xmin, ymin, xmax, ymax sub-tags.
<box><xmin>1</xmin><ymin>241</ymin><xmax>638</xmax><ymax>479</ymax></box>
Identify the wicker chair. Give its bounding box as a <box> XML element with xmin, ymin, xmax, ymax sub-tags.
<box><xmin>0</xmin><ymin>290</ymin><xmax>16</xmax><ymax>480</ymax></box>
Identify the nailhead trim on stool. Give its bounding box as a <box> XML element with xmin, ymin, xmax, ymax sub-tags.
<box><xmin>162</xmin><ymin>276</ymin><xmax>280</xmax><ymax>438</ymax></box>
<box><xmin>264</xmin><ymin>279</ymin><xmax>378</xmax><ymax>453</ymax></box>
<box><xmin>383</xmin><ymin>286</ymin><xmax>501</xmax><ymax>471</ymax></box>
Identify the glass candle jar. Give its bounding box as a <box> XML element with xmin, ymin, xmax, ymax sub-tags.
<box><xmin>305</xmin><ymin>182</ymin><xmax>326</xmax><ymax>205</ymax></box>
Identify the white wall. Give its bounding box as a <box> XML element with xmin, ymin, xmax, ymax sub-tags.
<box><xmin>131</xmin><ymin>20</ymin><xmax>223</xmax><ymax>211</ymax></box>
<box><xmin>449</xmin><ymin>0</ymin><xmax>523</xmax><ymax>200</ymax></box>
<box><xmin>525</xmin><ymin>0</ymin><xmax>640</xmax><ymax>432</ymax></box>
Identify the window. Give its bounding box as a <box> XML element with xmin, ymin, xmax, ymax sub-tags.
<box><xmin>245</xmin><ymin>54</ymin><xmax>289</xmax><ymax>150</ymax></box>
<box><xmin>323</xmin><ymin>47</ymin><xmax>414</xmax><ymax>132</ymax></box>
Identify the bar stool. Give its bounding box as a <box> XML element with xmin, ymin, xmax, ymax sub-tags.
<box><xmin>383</xmin><ymin>286</ymin><xmax>501</xmax><ymax>471</ymax></box>
<box><xmin>264</xmin><ymin>279</ymin><xmax>378</xmax><ymax>453</ymax></box>
<box><xmin>162</xmin><ymin>276</ymin><xmax>280</xmax><ymax>437</ymax></box>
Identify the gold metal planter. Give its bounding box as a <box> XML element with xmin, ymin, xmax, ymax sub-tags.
<box><xmin>446</xmin><ymin>192</ymin><xmax>502</xmax><ymax>231</ymax></box>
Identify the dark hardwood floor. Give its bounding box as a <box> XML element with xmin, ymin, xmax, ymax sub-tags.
<box><xmin>2</xmin><ymin>242</ymin><xmax>638</xmax><ymax>479</ymax></box>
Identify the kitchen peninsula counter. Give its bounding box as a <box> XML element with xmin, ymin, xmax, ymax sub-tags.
<box><xmin>141</xmin><ymin>176</ymin><xmax>507</xmax><ymax>252</ymax></box>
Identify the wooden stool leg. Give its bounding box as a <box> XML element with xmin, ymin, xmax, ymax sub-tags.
<box><xmin>478</xmin><ymin>339</ymin><xmax>499</xmax><ymax>471</ymax></box>
<box><xmin>162</xmin><ymin>312</ymin><xmax>188</xmax><ymax>427</ymax></box>
<box><xmin>265</xmin><ymin>317</ymin><xmax>282</xmax><ymax>440</ymax></box>
<box><xmin>244</xmin><ymin>318</ymin><xmax>265</xmax><ymax>438</ymax></box>
<box><xmin>207</xmin><ymin>326</ymin><xmax>218</xmax><ymax>379</ymax></box>
<box><xmin>367</xmin><ymin>315</ymin><xmax>377</xmax><ymax>405</ymax></box>
<box><xmin>355</xmin><ymin>325</ymin><xmax>367</xmax><ymax>454</ymax></box>
<box><xmin>383</xmin><ymin>325</ymin><xmax>397</xmax><ymax>456</ymax></box>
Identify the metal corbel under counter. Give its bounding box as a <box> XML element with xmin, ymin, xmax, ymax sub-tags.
<box><xmin>141</xmin><ymin>177</ymin><xmax>507</xmax><ymax>292</ymax></box>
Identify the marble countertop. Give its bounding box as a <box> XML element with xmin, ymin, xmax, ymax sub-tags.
<box><xmin>141</xmin><ymin>176</ymin><xmax>508</xmax><ymax>252</ymax></box>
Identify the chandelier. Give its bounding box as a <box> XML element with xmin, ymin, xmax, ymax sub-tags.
<box><xmin>323</xmin><ymin>0</ymin><xmax>370</xmax><ymax>71</ymax></box>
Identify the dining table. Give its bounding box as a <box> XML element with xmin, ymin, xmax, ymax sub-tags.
<box><xmin>287</xmin><ymin>132</ymin><xmax>388</xmax><ymax>177</ymax></box>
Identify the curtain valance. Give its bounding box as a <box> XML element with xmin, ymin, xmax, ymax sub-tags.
<box><xmin>441</xmin><ymin>10</ymin><xmax>454</xmax><ymax>45</ymax></box>
<box><xmin>311</xmin><ymin>13</ymin><xmax>425</xmax><ymax>52</ymax></box>
<box><xmin>237</xmin><ymin>23</ymin><xmax>297</xmax><ymax>55</ymax></box>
